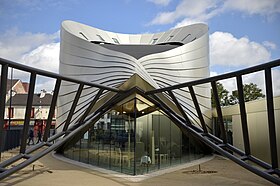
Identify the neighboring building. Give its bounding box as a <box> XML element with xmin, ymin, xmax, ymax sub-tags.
<box><xmin>5</xmin><ymin>78</ymin><xmax>28</xmax><ymax>101</ymax></box>
<box><xmin>4</xmin><ymin>93</ymin><xmax>56</xmax><ymax>135</ymax></box>
<box><xmin>58</xmin><ymin>21</ymin><xmax>210</xmax><ymax>175</ymax></box>
<box><xmin>212</xmin><ymin>96</ymin><xmax>280</xmax><ymax>166</ymax></box>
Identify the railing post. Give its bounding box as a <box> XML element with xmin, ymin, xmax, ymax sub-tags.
<box><xmin>43</xmin><ymin>78</ymin><xmax>61</xmax><ymax>142</ymax></box>
<box><xmin>264</xmin><ymin>68</ymin><xmax>278</xmax><ymax>169</ymax></box>
<box><xmin>0</xmin><ymin>64</ymin><xmax>8</xmax><ymax>159</ymax></box>
<box><xmin>20</xmin><ymin>72</ymin><xmax>36</xmax><ymax>154</ymax></box>
<box><xmin>236</xmin><ymin>75</ymin><xmax>251</xmax><ymax>155</ymax></box>
<box><xmin>188</xmin><ymin>86</ymin><xmax>208</xmax><ymax>133</ymax></box>
<box><xmin>167</xmin><ymin>90</ymin><xmax>192</xmax><ymax>126</ymax></box>
<box><xmin>63</xmin><ymin>83</ymin><xmax>84</xmax><ymax>131</ymax></box>
<box><xmin>211</xmin><ymin>81</ymin><xmax>227</xmax><ymax>143</ymax></box>
<box><xmin>79</xmin><ymin>89</ymin><xmax>104</xmax><ymax>123</ymax></box>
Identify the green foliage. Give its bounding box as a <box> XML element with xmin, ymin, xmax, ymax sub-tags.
<box><xmin>211</xmin><ymin>82</ymin><xmax>265</xmax><ymax>107</ymax></box>
<box><xmin>229</xmin><ymin>83</ymin><xmax>265</xmax><ymax>104</ymax></box>
<box><xmin>211</xmin><ymin>82</ymin><xmax>229</xmax><ymax>107</ymax></box>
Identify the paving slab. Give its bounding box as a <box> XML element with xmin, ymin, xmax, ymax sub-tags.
<box><xmin>0</xmin><ymin>152</ymin><xmax>274</xmax><ymax>186</ymax></box>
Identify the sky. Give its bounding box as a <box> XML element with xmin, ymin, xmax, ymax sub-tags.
<box><xmin>0</xmin><ymin>0</ymin><xmax>280</xmax><ymax>94</ymax></box>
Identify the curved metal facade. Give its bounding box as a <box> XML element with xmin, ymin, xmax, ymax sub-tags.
<box><xmin>59</xmin><ymin>20</ymin><xmax>211</xmax><ymax>129</ymax></box>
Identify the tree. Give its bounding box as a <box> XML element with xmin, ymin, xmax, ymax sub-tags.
<box><xmin>211</xmin><ymin>82</ymin><xmax>230</xmax><ymax>107</ymax></box>
<box><xmin>229</xmin><ymin>83</ymin><xmax>265</xmax><ymax>104</ymax></box>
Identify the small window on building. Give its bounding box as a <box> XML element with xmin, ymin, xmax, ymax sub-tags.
<box><xmin>191</xmin><ymin>37</ymin><xmax>196</xmax><ymax>42</ymax></box>
<box><xmin>151</xmin><ymin>38</ymin><xmax>158</xmax><ymax>44</ymax></box>
<box><xmin>79</xmin><ymin>32</ymin><xmax>89</xmax><ymax>40</ymax></box>
<box><xmin>30</xmin><ymin>108</ymin><xmax>35</xmax><ymax>118</ymax></box>
<box><xmin>167</xmin><ymin>35</ymin><xmax>174</xmax><ymax>41</ymax></box>
<box><xmin>112</xmin><ymin>38</ymin><xmax>119</xmax><ymax>44</ymax></box>
<box><xmin>181</xmin><ymin>34</ymin><xmax>191</xmax><ymax>41</ymax></box>
<box><xmin>8</xmin><ymin>107</ymin><xmax>14</xmax><ymax>118</ymax></box>
<box><xmin>96</xmin><ymin>34</ymin><xmax>105</xmax><ymax>41</ymax></box>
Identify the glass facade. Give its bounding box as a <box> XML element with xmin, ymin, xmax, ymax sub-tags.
<box><xmin>63</xmin><ymin>96</ymin><xmax>205</xmax><ymax>175</ymax></box>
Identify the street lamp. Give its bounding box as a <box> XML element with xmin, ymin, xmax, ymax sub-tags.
<box><xmin>39</xmin><ymin>89</ymin><xmax>46</xmax><ymax>134</ymax></box>
<box><xmin>8</xmin><ymin>67</ymin><xmax>15</xmax><ymax>130</ymax></box>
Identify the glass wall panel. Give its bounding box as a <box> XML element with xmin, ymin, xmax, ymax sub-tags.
<box><xmin>80</xmin><ymin>131</ymin><xmax>89</xmax><ymax>164</ymax></box>
<box><xmin>170</xmin><ymin>121</ymin><xmax>181</xmax><ymax>165</ymax></box>
<box><xmin>88</xmin><ymin>126</ymin><xmax>99</xmax><ymax>166</ymax></box>
<box><xmin>63</xmin><ymin>95</ymin><xmax>206</xmax><ymax>175</ymax></box>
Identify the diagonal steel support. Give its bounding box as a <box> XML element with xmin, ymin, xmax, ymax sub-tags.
<box><xmin>79</xmin><ymin>89</ymin><xmax>104</xmax><ymax>123</ymax></box>
<box><xmin>188</xmin><ymin>86</ymin><xmax>208</xmax><ymax>133</ymax></box>
<box><xmin>211</xmin><ymin>81</ymin><xmax>227</xmax><ymax>143</ymax></box>
<box><xmin>236</xmin><ymin>75</ymin><xmax>251</xmax><ymax>155</ymax></box>
<box><xmin>43</xmin><ymin>78</ymin><xmax>61</xmax><ymax>141</ymax></box>
<box><xmin>63</xmin><ymin>83</ymin><xmax>84</xmax><ymax>131</ymax></box>
<box><xmin>167</xmin><ymin>90</ymin><xmax>192</xmax><ymax>126</ymax></box>
<box><xmin>20</xmin><ymin>72</ymin><xmax>36</xmax><ymax>154</ymax></box>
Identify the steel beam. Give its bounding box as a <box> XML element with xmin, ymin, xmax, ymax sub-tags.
<box><xmin>63</xmin><ymin>83</ymin><xmax>84</xmax><ymax>131</ymax></box>
<box><xmin>167</xmin><ymin>90</ymin><xmax>192</xmax><ymax>125</ymax></box>
<box><xmin>0</xmin><ymin>64</ymin><xmax>8</xmax><ymax>160</ymax></box>
<box><xmin>188</xmin><ymin>86</ymin><xmax>208</xmax><ymax>133</ymax></box>
<box><xmin>211</xmin><ymin>81</ymin><xmax>227</xmax><ymax>143</ymax></box>
<box><xmin>79</xmin><ymin>89</ymin><xmax>104</xmax><ymax>123</ymax></box>
<box><xmin>236</xmin><ymin>75</ymin><xmax>251</xmax><ymax>155</ymax></box>
<box><xmin>265</xmin><ymin>68</ymin><xmax>278</xmax><ymax>169</ymax></box>
<box><xmin>43</xmin><ymin>78</ymin><xmax>61</xmax><ymax>141</ymax></box>
<box><xmin>20</xmin><ymin>72</ymin><xmax>36</xmax><ymax>154</ymax></box>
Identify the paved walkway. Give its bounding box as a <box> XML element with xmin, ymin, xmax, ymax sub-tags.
<box><xmin>0</xmin><ymin>152</ymin><xmax>274</xmax><ymax>186</ymax></box>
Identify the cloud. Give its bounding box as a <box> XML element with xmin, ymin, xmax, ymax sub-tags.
<box><xmin>149</xmin><ymin>0</ymin><xmax>217</xmax><ymax>25</ymax></box>
<box><xmin>0</xmin><ymin>28</ymin><xmax>60</xmax><ymax>92</ymax></box>
<box><xmin>210</xmin><ymin>71</ymin><xmax>218</xmax><ymax>77</ymax></box>
<box><xmin>20</xmin><ymin>42</ymin><xmax>60</xmax><ymax>73</ymax></box>
<box><xmin>263</xmin><ymin>41</ymin><xmax>277</xmax><ymax>50</ymax></box>
<box><xmin>147</xmin><ymin>0</ymin><xmax>172</xmax><ymax>6</ymax></box>
<box><xmin>224</xmin><ymin>0</ymin><xmax>280</xmax><ymax>16</ymax></box>
<box><xmin>212</xmin><ymin>69</ymin><xmax>280</xmax><ymax>96</ymax></box>
<box><xmin>0</xmin><ymin>28</ymin><xmax>59</xmax><ymax>61</ymax></box>
<box><xmin>149</xmin><ymin>0</ymin><xmax>280</xmax><ymax>26</ymax></box>
<box><xmin>210</xmin><ymin>32</ymin><xmax>271</xmax><ymax>67</ymax></box>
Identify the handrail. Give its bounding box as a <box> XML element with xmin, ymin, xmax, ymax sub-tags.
<box><xmin>146</xmin><ymin>59</ymin><xmax>280</xmax><ymax>94</ymax></box>
<box><xmin>0</xmin><ymin>57</ymin><xmax>120</xmax><ymax>92</ymax></box>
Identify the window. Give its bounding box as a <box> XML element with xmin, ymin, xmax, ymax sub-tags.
<box><xmin>96</xmin><ymin>34</ymin><xmax>105</xmax><ymax>41</ymax></box>
<box><xmin>151</xmin><ymin>38</ymin><xmax>158</xmax><ymax>44</ymax></box>
<box><xmin>79</xmin><ymin>32</ymin><xmax>89</xmax><ymax>40</ymax></box>
<box><xmin>167</xmin><ymin>35</ymin><xmax>174</xmax><ymax>41</ymax></box>
<box><xmin>30</xmin><ymin>108</ymin><xmax>35</xmax><ymax>118</ymax></box>
<box><xmin>191</xmin><ymin>37</ymin><xmax>196</xmax><ymax>42</ymax></box>
<box><xmin>112</xmin><ymin>38</ymin><xmax>119</xmax><ymax>44</ymax></box>
<box><xmin>181</xmin><ymin>34</ymin><xmax>191</xmax><ymax>41</ymax></box>
<box><xmin>8</xmin><ymin>107</ymin><xmax>14</xmax><ymax>118</ymax></box>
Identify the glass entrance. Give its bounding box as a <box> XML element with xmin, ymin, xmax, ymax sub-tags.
<box><xmin>63</xmin><ymin>95</ymin><xmax>205</xmax><ymax>175</ymax></box>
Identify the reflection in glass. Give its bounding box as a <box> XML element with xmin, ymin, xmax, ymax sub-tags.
<box><xmin>63</xmin><ymin>96</ymin><xmax>205</xmax><ymax>175</ymax></box>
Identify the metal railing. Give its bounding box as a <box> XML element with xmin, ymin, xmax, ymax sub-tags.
<box><xmin>0</xmin><ymin>130</ymin><xmax>21</xmax><ymax>152</ymax></box>
<box><xmin>0</xmin><ymin>57</ymin><xmax>120</xmax><ymax>180</ymax></box>
<box><xmin>146</xmin><ymin>59</ymin><xmax>280</xmax><ymax>185</ymax></box>
<box><xmin>0</xmin><ymin>57</ymin><xmax>279</xmax><ymax>184</ymax></box>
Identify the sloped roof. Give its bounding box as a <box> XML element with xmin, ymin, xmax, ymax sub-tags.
<box><xmin>6</xmin><ymin>78</ymin><xmax>20</xmax><ymax>91</ymax></box>
<box><xmin>6</xmin><ymin>93</ymin><xmax>53</xmax><ymax>106</ymax></box>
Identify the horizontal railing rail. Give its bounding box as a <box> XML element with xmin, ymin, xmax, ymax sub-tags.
<box><xmin>145</xmin><ymin>58</ymin><xmax>280</xmax><ymax>185</ymax></box>
<box><xmin>0</xmin><ymin>56</ymin><xmax>279</xmax><ymax>184</ymax></box>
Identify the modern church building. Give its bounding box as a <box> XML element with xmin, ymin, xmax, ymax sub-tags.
<box><xmin>57</xmin><ymin>20</ymin><xmax>211</xmax><ymax>175</ymax></box>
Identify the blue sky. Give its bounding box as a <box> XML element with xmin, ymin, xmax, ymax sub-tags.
<box><xmin>0</xmin><ymin>0</ymin><xmax>280</xmax><ymax>93</ymax></box>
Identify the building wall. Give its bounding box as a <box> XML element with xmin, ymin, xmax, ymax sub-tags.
<box><xmin>219</xmin><ymin>96</ymin><xmax>280</xmax><ymax>166</ymax></box>
<box><xmin>4</xmin><ymin>105</ymin><xmax>56</xmax><ymax>128</ymax></box>
<box><xmin>58</xmin><ymin>20</ymin><xmax>211</xmax><ymax>132</ymax></box>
